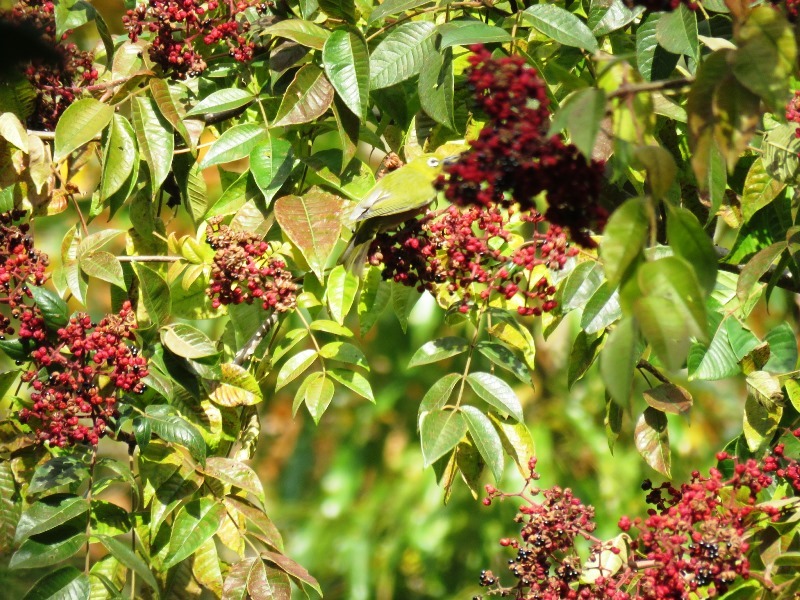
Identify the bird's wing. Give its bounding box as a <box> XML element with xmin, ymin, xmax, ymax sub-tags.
<box><xmin>350</xmin><ymin>171</ymin><xmax>434</xmax><ymax>222</ymax></box>
<box><xmin>349</xmin><ymin>187</ymin><xmax>392</xmax><ymax>223</ymax></box>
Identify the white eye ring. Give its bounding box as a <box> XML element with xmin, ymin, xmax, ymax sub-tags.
<box><xmin>426</xmin><ymin>157</ymin><xmax>440</xmax><ymax>167</ymax></box>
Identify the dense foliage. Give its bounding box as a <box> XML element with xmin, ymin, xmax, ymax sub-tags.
<box><xmin>1</xmin><ymin>0</ymin><xmax>800</xmax><ymax>598</ymax></box>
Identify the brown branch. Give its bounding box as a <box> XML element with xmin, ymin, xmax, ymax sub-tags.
<box><xmin>636</xmin><ymin>359</ymin><xmax>670</xmax><ymax>385</ymax></box>
<box><xmin>117</xmin><ymin>255</ymin><xmax>183</xmax><ymax>263</ymax></box>
<box><xmin>607</xmin><ymin>77</ymin><xmax>694</xmax><ymax>100</ymax></box>
<box><xmin>715</xmin><ymin>246</ymin><xmax>797</xmax><ymax>293</ymax></box>
<box><xmin>234</xmin><ymin>312</ymin><xmax>279</xmax><ymax>366</ymax></box>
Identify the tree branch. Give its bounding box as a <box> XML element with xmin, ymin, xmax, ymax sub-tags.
<box><xmin>607</xmin><ymin>77</ymin><xmax>694</xmax><ymax>100</ymax></box>
<box><xmin>117</xmin><ymin>255</ymin><xmax>183</xmax><ymax>263</ymax></box>
<box><xmin>234</xmin><ymin>312</ymin><xmax>279</xmax><ymax>366</ymax></box>
<box><xmin>715</xmin><ymin>246</ymin><xmax>797</xmax><ymax>293</ymax></box>
<box><xmin>636</xmin><ymin>359</ymin><xmax>670</xmax><ymax>385</ymax></box>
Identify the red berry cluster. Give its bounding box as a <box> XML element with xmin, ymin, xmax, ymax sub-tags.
<box><xmin>1</xmin><ymin>0</ymin><xmax>98</xmax><ymax>130</ymax></box>
<box><xmin>786</xmin><ymin>91</ymin><xmax>800</xmax><ymax>139</ymax></box>
<box><xmin>479</xmin><ymin>458</ymin><xmax>631</xmax><ymax>600</ymax></box>
<box><xmin>434</xmin><ymin>46</ymin><xmax>606</xmax><ymax>248</ymax></box>
<box><xmin>123</xmin><ymin>0</ymin><xmax>269</xmax><ymax>79</ymax></box>
<box><xmin>477</xmin><ymin>441</ymin><xmax>800</xmax><ymax>600</ymax></box>
<box><xmin>18</xmin><ymin>302</ymin><xmax>147</xmax><ymax>447</ymax></box>
<box><xmin>368</xmin><ymin>206</ymin><xmax>576</xmax><ymax>315</ymax></box>
<box><xmin>206</xmin><ymin>218</ymin><xmax>298</xmax><ymax>313</ymax></box>
<box><xmin>0</xmin><ymin>210</ymin><xmax>49</xmax><ymax>338</ymax></box>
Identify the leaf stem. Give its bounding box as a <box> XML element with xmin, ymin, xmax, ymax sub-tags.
<box><xmin>117</xmin><ymin>255</ymin><xmax>183</xmax><ymax>262</ymax></box>
<box><xmin>455</xmin><ymin>309</ymin><xmax>485</xmax><ymax>409</ymax></box>
<box><xmin>84</xmin><ymin>445</ymin><xmax>98</xmax><ymax>575</ymax></box>
<box><xmin>606</xmin><ymin>77</ymin><xmax>694</xmax><ymax>100</ymax></box>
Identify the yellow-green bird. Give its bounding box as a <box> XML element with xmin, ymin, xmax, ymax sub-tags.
<box><xmin>342</xmin><ymin>146</ymin><xmax>464</xmax><ymax>275</ymax></box>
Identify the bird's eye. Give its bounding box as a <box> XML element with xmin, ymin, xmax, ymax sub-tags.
<box><xmin>426</xmin><ymin>157</ymin><xmax>440</xmax><ymax>167</ymax></box>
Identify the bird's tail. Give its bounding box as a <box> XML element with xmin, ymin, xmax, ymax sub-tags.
<box><xmin>340</xmin><ymin>238</ymin><xmax>370</xmax><ymax>277</ymax></box>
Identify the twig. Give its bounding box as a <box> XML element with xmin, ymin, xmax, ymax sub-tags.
<box><xmin>117</xmin><ymin>255</ymin><xmax>183</xmax><ymax>263</ymax></box>
<box><xmin>715</xmin><ymin>246</ymin><xmax>797</xmax><ymax>293</ymax></box>
<box><xmin>607</xmin><ymin>77</ymin><xmax>694</xmax><ymax>100</ymax></box>
<box><xmin>233</xmin><ymin>312</ymin><xmax>279</xmax><ymax>366</ymax></box>
<box><xmin>636</xmin><ymin>359</ymin><xmax>670</xmax><ymax>385</ymax></box>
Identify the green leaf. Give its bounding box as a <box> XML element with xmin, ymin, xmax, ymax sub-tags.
<box><xmin>319</xmin><ymin>0</ymin><xmax>356</xmax><ymax>23</ymax></box>
<box><xmin>369</xmin><ymin>22</ymin><xmax>435</xmax><ymax>89</ymax></box>
<box><xmin>15</xmin><ymin>495</ymin><xmax>89</xmax><ymax>544</ymax></box>
<box><xmin>391</xmin><ymin>283</ymin><xmax>419</xmax><ymax>332</ymax></box>
<box><xmin>634</xmin><ymin>145</ymin><xmax>677</xmax><ymax>200</ymax></box>
<box><xmin>763</xmin><ymin>123</ymin><xmax>800</xmax><ymax>184</ymax></box>
<box><xmin>274</xmin><ymin>192</ymin><xmax>346</xmax><ymax>281</ymax></box>
<box><xmin>733</xmin><ymin>6</ymin><xmax>796</xmax><ymax>110</ymax></box>
<box><xmin>144</xmin><ymin>404</ymin><xmax>207</xmax><ymax>465</ymax></box>
<box><xmin>210</xmin><ymin>363</ymin><xmax>263</xmax><ymax>407</ymax></box>
<box><xmin>358</xmin><ymin>268</ymin><xmax>390</xmax><ymax>335</ymax></box>
<box><xmin>175</xmin><ymin>157</ymin><xmax>208</xmax><ymax>225</ymax></box>
<box><xmin>328</xmin><ymin>368</ymin><xmax>374</xmax><ymax>401</ymax></box>
<box><xmin>466</xmin><ymin>372</ymin><xmax>524</xmax><ymax>422</ymax></box>
<box><xmin>655</xmin><ymin>3</ymin><xmax>698</xmax><ymax>59</ymax></box>
<box><xmin>326</xmin><ymin>265</ymin><xmax>359</xmax><ymax>323</ymax></box>
<box><xmin>736</xmin><ymin>242</ymin><xmax>786</xmax><ymax>303</ymax></box>
<box><xmin>53</xmin><ymin>98</ymin><xmax>113</xmax><ymax>162</ymax></box>
<box><xmin>634</xmin><ymin>407</ymin><xmax>671</xmax><ymax>477</ymax></box>
<box><xmin>580</xmin><ymin>282</ymin><xmax>622</xmax><ymax>334</ymax></box>
<box><xmin>273</xmin><ymin>65</ymin><xmax>335</xmax><ymax>127</ymax></box>
<box><xmin>461</xmin><ymin>406</ymin><xmax>504</xmax><ymax>482</ymax></box>
<box><xmin>409</xmin><ymin>337</ymin><xmax>469</xmax><ymax>368</ymax></box>
<box><xmin>745</xmin><ymin>370</ymin><xmax>784</xmax><ymax>408</ymax></box>
<box><xmin>132</xmin><ymin>97</ymin><xmax>173</xmax><ymax>192</ymax></box>
<box><xmin>100</xmin><ymin>114</ymin><xmax>136</xmax><ymax>201</ymax></box>
<box><xmin>687</xmin><ymin>50</ymin><xmax>729</xmax><ymax>189</ymax></box>
<box><xmin>487</xmin><ymin>414</ymin><xmax>535</xmax><ymax>478</ymax></box>
<box><xmin>28</xmin><ymin>456</ymin><xmax>89</xmax><ymax>495</ymax></box>
<box><xmin>80</xmin><ymin>251</ymin><xmax>125</xmax><ymax>289</ymax></box>
<box><xmin>0</xmin><ymin>460</ymin><xmax>18</xmax><ymax>554</ymax></box>
<box><xmin>21</xmin><ymin>566</ymin><xmax>90</xmax><ymax>600</ymax></box>
<box><xmin>200</xmin><ymin>124</ymin><xmax>268</xmax><ymax>169</ymax></box>
<box><xmin>303</xmin><ymin>372</ymin><xmax>335</xmax><ymax>423</ymax></box>
<box><xmin>420</xmin><ymin>409</ymin><xmax>467</xmax><ymax>467</ymax></box>
<box><xmin>743</xmin><ymin>394</ymin><xmax>782</xmax><ymax>452</ymax></box>
<box><xmin>418</xmin><ymin>47</ymin><xmax>455</xmax><ymax>130</ymax></box>
<box><xmin>93</xmin><ymin>534</ymin><xmax>159</xmax><ymax>598</ymax></box>
<box><xmin>259</xmin><ymin>20</ymin><xmax>330</xmax><ymax>50</ymax></box>
<box><xmin>368</xmin><ymin>0</ymin><xmax>432</xmax><ymax>23</ymax></box>
<box><xmin>10</xmin><ymin>529</ymin><xmax>87</xmax><ymax>570</ymax></box>
<box><xmin>222</xmin><ymin>558</ymin><xmax>256</xmax><ymax>600</ymax></box>
<box><xmin>590</xmin><ymin>0</ymin><xmax>642</xmax><ymax>36</ymax></box>
<box><xmin>666</xmin><ymin>204</ymin><xmax>718</xmax><ymax>295</ymax></box>
<box><xmin>260</xmin><ymin>550</ymin><xmax>322</xmax><ymax>596</ymax></box>
<box><xmin>635</xmin><ymin>296</ymin><xmax>693</xmax><ymax>371</ymax></box>
<box><xmin>636</xmin><ymin>13</ymin><xmax>679</xmax><ymax>81</ymax></box>
<box><xmin>250</xmin><ymin>136</ymin><xmax>294</xmax><ymax>206</ymax></box>
<box><xmin>163</xmin><ymin>498</ymin><xmax>225</xmax><ymax>568</ymax></box>
<box><xmin>637</xmin><ymin>256</ymin><xmax>707</xmax><ymax>340</ymax></box>
<box><xmin>476</xmin><ymin>341</ymin><xmax>531</xmax><ymax>384</ymax></box>
<box><xmin>224</xmin><ymin>497</ymin><xmax>283</xmax><ymax>552</ymax></box>
<box><xmin>600</xmin><ymin>197</ymin><xmax>648</xmax><ymax>285</ymax></box>
<box><xmin>523</xmin><ymin>5</ymin><xmax>599</xmax><ymax>52</ymax></box>
<box><xmin>559</xmin><ymin>261</ymin><xmax>604</xmax><ymax>311</ymax></box>
<box><xmin>688</xmin><ymin>315</ymin><xmax>740</xmax><ymax>380</ymax></box>
<box><xmin>741</xmin><ymin>157</ymin><xmax>786</xmax><ymax>222</ymax></box>
<box><xmin>323</xmin><ymin>28</ymin><xmax>370</xmax><ymax>120</ymax></box>
<box><xmin>600</xmin><ymin>317</ymin><xmax>638</xmax><ymax>406</ymax></box>
<box><xmin>276</xmin><ymin>349</ymin><xmax>318</xmax><ymax>390</ymax></box>
<box><xmin>437</xmin><ymin>21</ymin><xmax>511</xmax><ymax>48</ymax></box>
<box><xmin>568</xmin><ymin>330</ymin><xmax>605</xmax><ymax>389</ymax></box>
<box><xmin>712</xmin><ymin>76</ymin><xmax>760</xmax><ymax>172</ymax></box>
<box><xmin>319</xmin><ymin>341</ymin><xmax>367</xmax><ymax>368</ymax></box>
<box><xmin>29</xmin><ymin>286</ymin><xmax>69</xmax><ymax>329</ymax></box>
<box><xmin>419</xmin><ymin>372</ymin><xmax>461</xmax><ymax>415</ymax></box>
<box><xmin>643</xmin><ymin>383</ymin><xmax>692</xmax><ymax>415</ymax></box>
<box><xmin>0</xmin><ymin>112</ymin><xmax>28</xmax><ymax>151</ymax></box>
<box><xmin>548</xmin><ymin>88</ymin><xmax>606</xmax><ymax>158</ymax></box>
<box><xmin>192</xmin><ymin>537</ymin><xmax>224</xmax><ymax>597</ymax></box>
<box><xmin>149</xmin><ymin>79</ymin><xmax>190</xmax><ymax>147</ymax></box>
<box><xmin>186</xmin><ymin>88</ymin><xmax>254</xmax><ymax>117</ymax></box>
<box><xmin>764</xmin><ymin>322</ymin><xmax>797</xmax><ymax>373</ymax></box>
<box><xmin>89</xmin><ymin>501</ymin><xmax>131</xmax><ymax>537</ymax></box>
<box><xmin>272</xmin><ymin>328</ymin><xmax>308</xmax><ymax>364</ymax></box>
<box><xmin>309</xmin><ymin>319</ymin><xmax>353</xmax><ymax>336</ymax></box>
<box><xmin>160</xmin><ymin>323</ymin><xmax>217</xmax><ymax>359</ymax></box>
<box><xmin>135</xmin><ymin>264</ymin><xmax>171</xmax><ymax>327</ymax></box>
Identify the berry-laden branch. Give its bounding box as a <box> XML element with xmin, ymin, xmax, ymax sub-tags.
<box><xmin>476</xmin><ymin>436</ymin><xmax>800</xmax><ymax>600</ymax></box>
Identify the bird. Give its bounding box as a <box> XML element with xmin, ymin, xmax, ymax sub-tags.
<box><xmin>341</xmin><ymin>144</ymin><xmax>465</xmax><ymax>275</ymax></box>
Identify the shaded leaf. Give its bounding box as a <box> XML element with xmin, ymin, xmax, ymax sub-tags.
<box><xmin>409</xmin><ymin>336</ymin><xmax>469</xmax><ymax>368</ymax></box>
<box><xmin>634</xmin><ymin>407</ymin><xmax>671</xmax><ymax>477</ymax></box>
<box><xmin>273</xmin><ymin>65</ymin><xmax>334</xmax><ymax>127</ymax></box>
<box><xmin>53</xmin><ymin>99</ymin><xmax>113</xmax><ymax>162</ymax></box>
<box><xmin>420</xmin><ymin>409</ymin><xmax>467</xmax><ymax>467</ymax></box>
<box><xmin>163</xmin><ymin>498</ymin><xmax>225</xmax><ymax>568</ymax></box>
<box><xmin>461</xmin><ymin>406</ymin><xmax>504</xmax><ymax>481</ymax></box>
